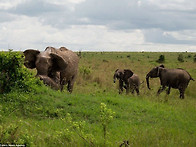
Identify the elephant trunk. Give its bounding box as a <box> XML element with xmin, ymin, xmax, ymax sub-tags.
<box><xmin>113</xmin><ymin>74</ymin><xmax>117</xmax><ymax>83</ymax></box>
<box><xmin>146</xmin><ymin>74</ymin><xmax>151</xmax><ymax>90</ymax></box>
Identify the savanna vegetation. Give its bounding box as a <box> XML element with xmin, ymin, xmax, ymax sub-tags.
<box><xmin>0</xmin><ymin>50</ymin><xmax>196</xmax><ymax>146</ymax></box>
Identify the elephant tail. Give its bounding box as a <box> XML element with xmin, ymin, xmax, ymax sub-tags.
<box><xmin>140</xmin><ymin>81</ymin><xmax>144</xmax><ymax>85</ymax></box>
<box><xmin>191</xmin><ymin>77</ymin><xmax>195</xmax><ymax>81</ymax></box>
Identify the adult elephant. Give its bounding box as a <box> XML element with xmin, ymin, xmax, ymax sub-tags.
<box><xmin>146</xmin><ymin>64</ymin><xmax>194</xmax><ymax>98</ymax></box>
<box><xmin>113</xmin><ymin>69</ymin><xmax>133</xmax><ymax>94</ymax></box>
<box><xmin>23</xmin><ymin>46</ymin><xmax>79</xmax><ymax>93</ymax></box>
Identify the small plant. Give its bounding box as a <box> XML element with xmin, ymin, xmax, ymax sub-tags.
<box><xmin>79</xmin><ymin>66</ymin><xmax>92</xmax><ymax>79</ymax></box>
<box><xmin>100</xmin><ymin>103</ymin><xmax>115</xmax><ymax>146</ymax></box>
<box><xmin>178</xmin><ymin>54</ymin><xmax>184</xmax><ymax>62</ymax></box>
<box><xmin>78</xmin><ymin>50</ymin><xmax>82</xmax><ymax>58</ymax></box>
<box><xmin>156</xmin><ymin>55</ymin><xmax>165</xmax><ymax>63</ymax></box>
<box><xmin>61</xmin><ymin>113</ymin><xmax>95</xmax><ymax>146</ymax></box>
<box><xmin>187</xmin><ymin>54</ymin><xmax>192</xmax><ymax>58</ymax></box>
<box><xmin>127</xmin><ymin>55</ymin><xmax>131</xmax><ymax>58</ymax></box>
<box><xmin>0</xmin><ymin>122</ymin><xmax>33</xmax><ymax>146</ymax></box>
<box><xmin>194</xmin><ymin>55</ymin><xmax>196</xmax><ymax>63</ymax></box>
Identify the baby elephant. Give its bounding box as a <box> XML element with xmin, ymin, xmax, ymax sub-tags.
<box><xmin>124</xmin><ymin>74</ymin><xmax>141</xmax><ymax>95</ymax></box>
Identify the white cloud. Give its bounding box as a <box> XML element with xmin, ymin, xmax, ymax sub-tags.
<box><xmin>0</xmin><ymin>0</ymin><xmax>25</xmax><ymax>9</ymax></box>
<box><xmin>47</xmin><ymin>0</ymin><xmax>86</xmax><ymax>5</ymax></box>
<box><xmin>166</xmin><ymin>30</ymin><xmax>196</xmax><ymax>41</ymax></box>
<box><xmin>147</xmin><ymin>0</ymin><xmax>196</xmax><ymax>11</ymax></box>
<box><xmin>0</xmin><ymin>0</ymin><xmax>196</xmax><ymax>52</ymax></box>
<box><xmin>0</xmin><ymin>14</ymin><xmax>145</xmax><ymax>51</ymax></box>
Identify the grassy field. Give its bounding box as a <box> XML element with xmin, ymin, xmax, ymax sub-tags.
<box><xmin>0</xmin><ymin>52</ymin><xmax>196</xmax><ymax>146</ymax></box>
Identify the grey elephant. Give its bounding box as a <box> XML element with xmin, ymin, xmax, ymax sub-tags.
<box><xmin>126</xmin><ymin>74</ymin><xmax>141</xmax><ymax>95</ymax></box>
<box><xmin>146</xmin><ymin>64</ymin><xmax>194</xmax><ymax>98</ymax></box>
<box><xmin>113</xmin><ymin>69</ymin><xmax>134</xmax><ymax>94</ymax></box>
<box><xmin>23</xmin><ymin>46</ymin><xmax>79</xmax><ymax>93</ymax></box>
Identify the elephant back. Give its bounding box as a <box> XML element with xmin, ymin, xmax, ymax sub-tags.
<box><xmin>45</xmin><ymin>46</ymin><xmax>58</xmax><ymax>54</ymax></box>
<box><xmin>59</xmin><ymin>48</ymin><xmax>79</xmax><ymax>64</ymax></box>
<box><xmin>59</xmin><ymin>47</ymin><xmax>69</xmax><ymax>51</ymax></box>
<box><xmin>129</xmin><ymin>74</ymin><xmax>140</xmax><ymax>86</ymax></box>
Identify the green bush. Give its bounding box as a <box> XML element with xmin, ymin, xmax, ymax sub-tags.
<box><xmin>187</xmin><ymin>54</ymin><xmax>192</xmax><ymax>58</ymax></box>
<box><xmin>194</xmin><ymin>55</ymin><xmax>196</xmax><ymax>63</ymax></box>
<box><xmin>178</xmin><ymin>54</ymin><xmax>184</xmax><ymax>62</ymax></box>
<box><xmin>0</xmin><ymin>50</ymin><xmax>41</xmax><ymax>93</ymax></box>
<box><xmin>0</xmin><ymin>122</ymin><xmax>33</xmax><ymax>146</ymax></box>
<box><xmin>156</xmin><ymin>55</ymin><xmax>165</xmax><ymax>63</ymax></box>
<box><xmin>79</xmin><ymin>66</ymin><xmax>92</xmax><ymax>79</ymax></box>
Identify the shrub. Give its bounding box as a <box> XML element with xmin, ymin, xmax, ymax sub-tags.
<box><xmin>0</xmin><ymin>50</ymin><xmax>41</xmax><ymax>93</ymax></box>
<box><xmin>0</xmin><ymin>122</ymin><xmax>33</xmax><ymax>146</ymax></box>
<box><xmin>127</xmin><ymin>55</ymin><xmax>131</xmax><ymax>58</ymax></box>
<box><xmin>156</xmin><ymin>55</ymin><xmax>165</xmax><ymax>63</ymax></box>
<box><xmin>79</xmin><ymin>66</ymin><xmax>92</xmax><ymax>79</ymax></box>
<box><xmin>187</xmin><ymin>54</ymin><xmax>192</xmax><ymax>58</ymax></box>
<box><xmin>178</xmin><ymin>54</ymin><xmax>184</xmax><ymax>62</ymax></box>
<box><xmin>100</xmin><ymin>103</ymin><xmax>115</xmax><ymax>146</ymax></box>
<box><xmin>93</xmin><ymin>77</ymin><xmax>103</xmax><ymax>86</ymax></box>
<box><xmin>194</xmin><ymin>55</ymin><xmax>196</xmax><ymax>63</ymax></box>
<box><xmin>78</xmin><ymin>50</ymin><xmax>82</xmax><ymax>58</ymax></box>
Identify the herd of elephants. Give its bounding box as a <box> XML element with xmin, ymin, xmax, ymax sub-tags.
<box><xmin>23</xmin><ymin>46</ymin><xmax>195</xmax><ymax>99</ymax></box>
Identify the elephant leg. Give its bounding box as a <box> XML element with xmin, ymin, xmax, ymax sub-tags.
<box><xmin>157</xmin><ymin>86</ymin><xmax>166</xmax><ymax>95</ymax></box>
<box><xmin>67</xmin><ymin>76</ymin><xmax>77</xmax><ymax>93</ymax></box>
<box><xmin>60</xmin><ymin>78</ymin><xmax>66</xmax><ymax>92</ymax></box>
<box><xmin>119</xmin><ymin>80</ymin><xmax>124</xmax><ymax>94</ymax></box>
<box><xmin>67</xmin><ymin>80</ymin><xmax>72</xmax><ymax>93</ymax></box>
<box><xmin>60</xmin><ymin>85</ymin><xmax>64</xmax><ymax>92</ymax></box>
<box><xmin>60</xmin><ymin>79</ymin><xmax>64</xmax><ymax>91</ymax></box>
<box><xmin>136</xmin><ymin>87</ymin><xmax>140</xmax><ymax>95</ymax></box>
<box><xmin>166</xmin><ymin>86</ymin><xmax>171</xmax><ymax>95</ymax></box>
<box><xmin>125</xmin><ymin>82</ymin><xmax>130</xmax><ymax>94</ymax></box>
<box><xmin>179</xmin><ymin>88</ymin><xmax>185</xmax><ymax>99</ymax></box>
<box><xmin>67</xmin><ymin>80</ymin><xmax>74</xmax><ymax>93</ymax></box>
<box><xmin>131</xmin><ymin>88</ymin><xmax>134</xmax><ymax>94</ymax></box>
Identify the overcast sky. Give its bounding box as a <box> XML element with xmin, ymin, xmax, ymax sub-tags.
<box><xmin>0</xmin><ymin>0</ymin><xmax>196</xmax><ymax>52</ymax></box>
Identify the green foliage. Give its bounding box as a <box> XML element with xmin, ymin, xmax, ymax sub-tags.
<box><xmin>63</xmin><ymin>113</ymin><xmax>95</xmax><ymax>146</ymax></box>
<box><xmin>100</xmin><ymin>103</ymin><xmax>115</xmax><ymax>146</ymax></box>
<box><xmin>187</xmin><ymin>54</ymin><xmax>192</xmax><ymax>58</ymax></box>
<box><xmin>100</xmin><ymin>103</ymin><xmax>115</xmax><ymax>129</ymax></box>
<box><xmin>0</xmin><ymin>50</ymin><xmax>41</xmax><ymax>93</ymax></box>
<box><xmin>79</xmin><ymin>66</ymin><xmax>92</xmax><ymax>79</ymax></box>
<box><xmin>0</xmin><ymin>121</ymin><xmax>33</xmax><ymax>146</ymax></box>
<box><xmin>45</xmin><ymin>113</ymin><xmax>95</xmax><ymax>146</ymax></box>
<box><xmin>194</xmin><ymin>55</ymin><xmax>196</xmax><ymax>62</ymax></box>
<box><xmin>178</xmin><ymin>54</ymin><xmax>184</xmax><ymax>62</ymax></box>
<box><xmin>156</xmin><ymin>55</ymin><xmax>165</xmax><ymax>63</ymax></box>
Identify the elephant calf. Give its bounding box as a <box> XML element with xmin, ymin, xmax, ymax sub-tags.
<box><xmin>146</xmin><ymin>64</ymin><xmax>194</xmax><ymax>99</ymax></box>
<box><xmin>126</xmin><ymin>74</ymin><xmax>141</xmax><ymax>95</ymax></box>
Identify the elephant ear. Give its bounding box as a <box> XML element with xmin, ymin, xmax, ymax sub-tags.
<box><xmin>159</xmin><ymin>64</ymin><xmax>165</xmax><ymax>68</ymax></box>
<box><xmin>23</xmin><ymin>49</ymin><xmax>40</xmax><ymax>69</ymax></box>
<box><xmin>123</xmin><ymin>69</ymin><xmax>134</xmax><ymax>80</ymax></box>
<box><xmin>50</xmin><ymin>53</ymin><xmax>68</xmax><ymax>71</ymax></box>
<box><xmin>115</xmin><ymin>69</ymin><xmax>119</xmax><ymax>72</ymax></box>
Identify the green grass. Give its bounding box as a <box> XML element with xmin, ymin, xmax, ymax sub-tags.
<box><xmin>0</xmin><ymin>52</ymin><xmax>196</xmax><ymax>146</ymax></box>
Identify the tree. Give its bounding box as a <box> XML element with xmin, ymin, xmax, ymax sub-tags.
<box><xmin>156</xmin><ymin>55</ymin><xmax>165</xmax><ymax>63</ymax></box>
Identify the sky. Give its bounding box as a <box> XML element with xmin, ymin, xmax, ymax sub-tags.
<box><xmin>0</xmin><ymin>0</ymin><xmax>196</xmax><ymax>52</ymax></box>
